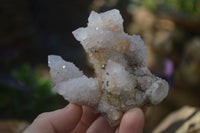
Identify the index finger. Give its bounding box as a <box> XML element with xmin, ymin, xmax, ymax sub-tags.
<box><xmin>24</xmin><ymin>104</ymin><xmax>82</xmax><ymax>133</ymax></box>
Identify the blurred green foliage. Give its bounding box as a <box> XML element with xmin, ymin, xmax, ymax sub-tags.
<box><xmin>130</xmin><ymin>0</ymin><xmax>200</xmax><ymax>15</ymax></box>
<box><xmin>0</xmin><ymin>64</ymin><xmax>65</xmax><ymax>121</ymax></box>
<box><xmin>164</xmin><ymin>0</ymin><xmax>200</xmax><ymax>14</ymax></box>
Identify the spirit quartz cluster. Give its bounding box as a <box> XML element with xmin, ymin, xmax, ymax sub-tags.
<box><xmin>48</xmin><ymin>9</ymin><xmax>169</xmax><ymax>126</ymax></box>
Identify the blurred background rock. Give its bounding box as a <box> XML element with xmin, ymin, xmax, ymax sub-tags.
<box><xmin>0</xmin><ymin>0</ymin><xmax>200</xmax><ymax>132</ymax></box>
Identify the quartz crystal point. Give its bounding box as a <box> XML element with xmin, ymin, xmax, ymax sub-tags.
<box><xmin>48</xmin><ymin>9</ymin><xmax>169</xmax><ymax>126</ymax></box>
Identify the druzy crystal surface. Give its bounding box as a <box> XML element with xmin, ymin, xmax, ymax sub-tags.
<box><xmin>48</xmin><ymin>9</ymin><xmax>169</xmax><ymax>126</ymax></box>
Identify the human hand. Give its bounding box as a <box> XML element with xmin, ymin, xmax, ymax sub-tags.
<box><xmin>23</xmin><ymin>104</ymin><xmax>144</xmax><ymax>133</ymax></box>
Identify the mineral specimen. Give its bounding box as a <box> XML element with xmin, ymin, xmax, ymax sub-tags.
<box><xmin>48</xmin><ymin>9</ymin><xmax>169</xmax><ymax>126</ymax></box>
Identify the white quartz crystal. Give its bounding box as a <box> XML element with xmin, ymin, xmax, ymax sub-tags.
<box><xmin>48</xmin><ymin>9</ymin><xmax>169</xmax><ymax>126</ymax></box>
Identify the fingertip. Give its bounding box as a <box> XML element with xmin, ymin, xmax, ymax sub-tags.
<box><xmin>124</xmin><ymin>108</ymin><xmax>145</xmax><ymax>123</ymax></box>
<box><xmin>64</xmin><ymin>103</ymin><xmax>83</xmax><ymax>113</ymax></box>
<box><xmin>119</xmin><ymin>108</ymin><xmax>145</xmax><ymax>133</ymax></box>
<box><xmin>87</xmin><ymin>117</ymin><xmax>116</xmax><ymax>133</ymax></box>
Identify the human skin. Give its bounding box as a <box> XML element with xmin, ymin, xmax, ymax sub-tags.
<box><xmin>23</xmin><ymin>104</ymin><xmax>144</xmax><ymax>133</ymax></box>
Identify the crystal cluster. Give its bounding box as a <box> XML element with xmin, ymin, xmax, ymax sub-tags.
<box><xmin>48</xmin><ymin>9</ymin><xmax>169</xmax><ymax>126</ymax></box>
